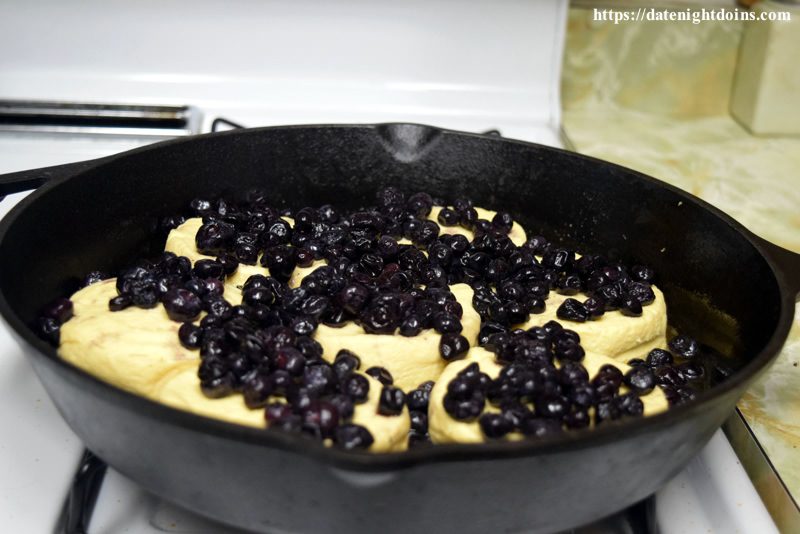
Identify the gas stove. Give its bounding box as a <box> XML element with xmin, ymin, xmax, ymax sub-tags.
<box><xmin>0</xmin><ymin>1</ymin><xmax>780</xmax><ymax>532</ymax></box>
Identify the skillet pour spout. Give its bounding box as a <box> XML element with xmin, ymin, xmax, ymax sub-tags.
<box><xmin>0</xmin><ymin>123</ymin><xmax>798</xmax><ymax>533</ymax></box>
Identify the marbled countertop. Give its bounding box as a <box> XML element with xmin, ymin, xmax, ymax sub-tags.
<box><xmin>561</xmin><ymin>7</ymin><xmax>800</xmax><ymax>499</ymax></box>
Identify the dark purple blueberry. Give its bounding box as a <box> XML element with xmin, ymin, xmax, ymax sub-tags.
<box><xmin>333</xmin><ymin>350</ymin><xmax>361</xmax><ymax>379</ymax></box>
<box><xmin>627</xmin><ymin>282</ymin><xmax>655</xmax><ymax>306</ymax></box>
<box><xmin>399</xmin><ymin>315</ymin><xmax>423</xmax><ymax>337</ymax></box>
<box><xmin>338</xmin><ymin>283</ymin><xmax>369</xmax><ymax>315</ymax></box>
<box><xmin>583</xmin><ymin>297</ymin><xmax>605</xmax><ymax>319</ymax></box>
<box><xmin>178</xmin><ymin>322</ymin><xmax>202</xmax><ymax>349</ymax></box>
<box><xmin>195</xmin><ymin>220</ymin><xmax>236</xmax><ymax>254</ymax></box>
<box><xmin>631</xmin><ymin>265</ymin><xmax>655</xmax><ymax>283</ymax></box>
<box><xmin>619</xmin><ymin>296</ymin><xmax>643</xmax><ymax>317</ymax></box>
<box><xmin>407</xmin><ymin>192</ymin><xmax>433</xmax><ymax>217</ymax></box>
<box><xmin>556</xmin><ymin>298</ymin><xmax>588</xmax><ymax>322</ymax></box>
<box><xmin>359</xmin><ymin>303</ymin><xmax>400</xmax><ymax>334</ymax></box>
<box><xmin>410</xmin><ymin>410</ymin><xmax>428</xmax><ymax>433</ymax></box>
<box><xmin>242</xmin><ymin>374</ymin><xmax>274</xmax><ymax>409</ymax></box>
<box><xmin>559</xmin><ymin>362</ymin><xmax>589</xmax><ymax>386</ymax></box>
<box><xmin>519</xmin><ymin>417</ymin><xmax>562</xmax><ymax>438</ymax></box>
<box><xmin>303</xmin><ymin>363</ymin><xmax>335</xmax><ymax>396</ymax></box>
<box><xmin>616</xmin><ymin>393</ymin><xmax>644</xmax><ymax>417</ymax></box>
<box><xmin>378</xmin><ymin>386</ymin><xmax>405</xmax><ymax>416</ymax></box>
<box><xmin>290</xmin><ymin>316</ymin><xmax>317</xmax><ymax>336</ymax></box>
<box><xmin>677</xmin><ymin>361</ymin><xmax>705</xmax><ymax>381</ymax></box>
<box><xmin>365</xmin><ymin>366</ymin><xmax>393</xmax><ymax>386</ymax></box>
<box><xmin>491</xmin><ymin>211</ymin><xmax>514</xmax><ymax>232</ymax></box>
<box><xmin>624</xmin><ymin>366</ymin><xmax>656</xmax><ymax>394</ymax></box>
<box><xmin>265</xmin><ymin>403</ymin><xmax>294</xmax><ymax>424</ymax></box>
<box><xmin>668</xmin><ymin>335</ymin><xmax>700</xmax><ymax>359</ymax></box>
<box><xmin>595</xmin><ymin>400</ymin><xmax>621</xmax><ymax>424</ymax></box>
<box><xmin>329</xmin><ymin>394</ymin><xmax>355</xmax><ymax>420</ymax></box>
<box><xmin>162</xmin><ymin>288</ymin><xmax>202</xmax><ymax>322</ymax></box>
<box><xmin>433</xmin><ymin>313</ymin><xmax>462</xmax><ymax>334</ymax></box>
<box><xmin>242</xmin><ymin>287</ymin><xmax>275</xmax><ymax>307</ymax></box>
<box><xmin>303</xmin><ymin>401</ymin><xmax>340</xmax><ymax>437</ymax></box>
<box><xmin>216</xmin><ymin>254</ymin><xmax>240</xmax><ymax>275</ymax></box>
<box><xmin>406</xmin><ymin>387</ymin><xmax>431</xmax><ymax>411</ymax></box>
<box><xmin>564</xmin><ymin>409</ymin><xmax>591</xmax><ymax>429</ymax></box>
<box><xmin>376</xmin><ymin>235</ymin><xmax>399</xmax><ymax>258</ymax></box>
<box><xmin>201</xmin><ymin>373</ymin><xmax>235</xmax><ymax>398</ymax></box>
<box><xmin>343</xmin><ymin>374</ymin><xmax>370</xmax><ymax>403</ymax></box>
<box><xmin>627</xmin><ymin>358</ymin><xmax>646</xmax><ymax>367</ymax></box>
<box><xmin>42</xmin><ymin>298</ymin><xmax>73</xmax><ymax>324</ymax></box>
<box><xmin>37</xmin><ymin>317</ymin><xmax>60</xmax><ymax>345</ymax></box>
<box><xmin>263</xmin><ymin>219</ymin><xmax>292</xmax><ymax>246</ymax></box>
<box><xmin>646</xmin><ymin>349</ymin><xmax>673</xmax><ymax>367</ymax></box>
<box><xmin>653</xmin><ymin>366</ymin><xmax>686</xmax><ymax>388</ymax></box>
<box><xmin>439</xmin><ymin>333</ymin><xmax>470</xmax><ymax>361</ymax></box>
<box><xmin>443</xmin><ymin>391</ymin><xmax>485</xmax><ymax>421</ymax></box>
<box><xmin>261</xmin><ymin>245</ymin><xmax>296</xmax><ymax>283</ymax></box>
<box><xmin>83</xmin><ymin>271</ymin><xmax>108</xmax><ymax>287</ymax></box>
<box><xmin>190</xmin><ymin>198</ymin><xmax>212</xmax><ymax>213</ymax></box>
<box><xmin>479</xmin><ymin>412</ymin><xmax>513</xmax><ymax>438</ymax></box>
<box><xmin>556</xmin><ymin>274</ymin><xmax>582</xmax><ymax>296</ymax></box>
<box><xmin>554</xmin><ymin>340</ymin><xmax>585</xmax><ymax>362</ymax></box>
<box><xmin>535</xmin><ymin>394</ymin><xmax>570</xmax><ymax>419</ymax></box>
<box><xmin>437</xmin><ymin>208</ymin><xmax>460</xmax><ymax>226</ymax></box>
<box><xmin>334</xmin><ymin>424</ymin><xmax>374</xmax><ymax>450</ymax></box>
<box><xmin>205</xmin><ymin>297</ymin><xmax>233</xmax><ymax>319</ymax></box>
<box><xmin>193</xmin><ymin>259</ymin><xmax>225</xmax><ymax>280</ymax></box>
<box><xmin>661</xmin><ymin>385</ymin><xmax>681</xmax><ymax>406</ymax></box>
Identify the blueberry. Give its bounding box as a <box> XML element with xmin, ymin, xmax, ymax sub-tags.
<box><xmin>619</xmin><ymin>296</ymin><xmax>643</xmax><ymax>317</ymax></box>
<box><xmin>195</xmin><ymin>221</ymin><xmax>236</xmax><ymax>254</ymax></box>
<box><xmin>365</xmin><ymin>366</ymin><xmax>394</xmax><ymax>386</ymax></box>
<box><xmin>627</xmin><ymin>282</ymin><xmax>655</xmax><ymax>306</ymax></box>
<box><xmin>433</xmin><ymin>313</ymin><xmax>462</xmax><ymax>334</ymax></box>
<box><xmin>333</xmin><ymin>350</ymin><xmax>361</xmax><ymax>379</ymax></box>
<box><xmin>329</xmin><ymin>394</ymin><xmax>355</xmax><ymax>420</ymax></box>
<box><xmin>178</xmin><ymin>322</ymin><xmax>202</xmax><ymax>349</ymax></box>
<box><xmin>564</xmin><ymin>409</ymin><xmax>591</xmax><ymax>429</ymax></box>
<box><xmin>669</xmin><ymin>335</ymin><xmax>700</xmax><ymax>359</ymax></box>
<box><xmin>200</xmin><ymin>373</ymin><xmax>235</xmax><ymax>398</ymax></box>
<box><xmin>491</xmin><ymin>212</ymin><xmax>514</xmax><ymax>233</ymax></box>
<box><xmin>242</xmin><ymin>374</ymin><xmax>274</xmax><ymax>409</ymax></box>
<box><xmin>519</xmin><ymin>417</ymin><xmax>562</xmax><ymax>438</ymax></box>
<box><xmin>265</xmin><ymin>403</ymin><xmax>294</xmax><ymax>423</ymax></box>
<box><xmin>261</xmin><ymin>245</ymin><xmax>296</xmax><ymax>283</ymax></box>
<box><xmin>38</xmin><ymin>317</ymin><xmax>60</xmax><ymax>345</ymax></box>
<box><xmin>583</xmin><ymin>297</ymin><xmax>605</xmax><ymax>319</ymax></box>
<box><xmin>302</xmin><ymin>401</ymin><xmax>340</xmax><ymax>437</ymax></box>
<box><xmin>378</xmin><ymin>386</ymin><xmax>405</xmax><ymax>416</ymax></box>
<box><xmin>556</xmin><ymin>298</ymin><xmax>588</xmax><ymax>322</ymax></box>
<box><xmin>399</xmin><ymin>315</ymin><xmax>423</xmax><ymax>337</ymax></box>
<box><xmin>344</xmin><ymin>374</ymin><xmax>370</xmax><ymax>403</ymax></box>
<box><xmin>437</xmin><ymin>208</ymin><xmax>459</xmax><ymax>226</ymax></box>
<box><xmin>627</xmin><ymin>358</ymin><xmax>646</xmax><ymax>367</ymax></box>
<box><xmin>193</xmin><ymin>259</ymin><xmax>225</xmax><ymax>280</ymax></box>
<box><xmin>443</xmin><ymin>391</ymin><xmax>485</xmax><ymax>421</ymax></box>
<box><xmin>654</xmin><ymin>366</ymin><xmax>686</xmax><ymax>388</ymax></box>
<box><xmin>410</xmin><ymin>410</ymin><xmax>428</xmax><ymax>433</ymax></box>
<box><xmin>407</xmin><ymin>192</ymin><xmax>433</xmax><ymax>217</ymax></box>
<box><xmin>162</xmin><ymin>288</ymin><xmax>202</xmax><ymax>322</ymax></box>
<box><xmin>616</xmin><ymin>393</ymin><xmax>644</xmax><ymax>417</ymax></box>
<box><xmin>677</xmin><ymin>361</ymin><xmax>705</xmax><ymax>381</ymax></box>
<box><xmin>303</xmin><ymin>363</ymin><xmax>335</xmax><ymax>396</ymax></box>
<box><xmin>42</xmin><ymin>298</ymin><xmax>73</xmax><ymax>324</ymax></box>
<box><xmin>439</xmin><ymin>333</ymin><xmax>470</xmax><ymax>361</ymax></box>
<box><xmin>631</xmin><ymin>265</ymin><xmax>655</xmax><ymax>283</ymax></box>
<box><xmin>646</xmin><ymin>349</ymin><xmax>673</xmax><ymax>367</ymax></box>
<box><xmin>556</xmin><ymin>274</ymin><xmax>582</xmax><ymax>296</ymax></box>
<box><xmin>334</xmin><ymin>424</ymin><xmax>374</xmax><ymax>450</ymax></box>
<box><xmin>535</xmin><ymin>394</ymin><xmax>570</xmax><ymax>419</ymax></box>
<box><xmin>624</xmin><ymin>367</ymin><xmax>656</xmax><ymax>394</ymax></box>
<box><xmin>83</xmin><ymin>271</ymin><xmax>108</xmax><ymax>287</ymax></box>
<box><xmin>406</xmin><ymin>387</ymin><xmax>431</xmax><ymax>411</ymax></box>
<box><xmin>479</xmin><ymin>413</ymin><xmax>513</xmax><ymax>438</ymax></box>
<box><xmin>338</xmin><ymin>284</ymin><xmax>369</xmax><ymax>314</ymax></box>
<box><xmin>595</xmin><ymin>400</ymin><xmax>621</xmax><ymax>423</ymax></box>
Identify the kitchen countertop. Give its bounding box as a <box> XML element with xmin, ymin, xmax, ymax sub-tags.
<box><xmin>561</xmin><ymin>4</ymin><xmax>800</xmax><ymax>504</ymax></box>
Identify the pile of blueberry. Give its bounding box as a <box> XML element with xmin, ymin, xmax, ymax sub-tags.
<box><xmin>40</xmin><ymin>187</ymin><xmax>702</xmax><ymax>449</ymax></box>
<box><xmin>442</xmin><ymin>320</ymin><xmax>703</xmax><ymax>439</ymax></box>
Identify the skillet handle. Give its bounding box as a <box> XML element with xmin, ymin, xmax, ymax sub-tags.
<box><xmin>0</xmin><ymin>157</ymin><xmax>107</xmax><ymax>197</ymax></box>
<box><xmin>752</xmin><ymin>234</ymin><xmax>800</xmax><ymax>302</ymax></box>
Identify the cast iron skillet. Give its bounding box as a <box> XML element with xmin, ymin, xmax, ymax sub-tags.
<box><xmin>0</xmin><ymin>124</ymin><xmax>798</xmax><ymax>533</ymax></box>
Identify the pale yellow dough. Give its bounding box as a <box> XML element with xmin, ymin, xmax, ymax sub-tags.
<box><xmin>316</xmin><ymin>283</ymin><xmax>481</xmax><ymax>392</ymax></box>
<box><xmin>428</xmin><ymin>347</ymin><xmax>669</xmax><ymax>444</ymax></box>
<box><xmin>59</xmin><ymin>278</ymin><xmax>409</xmax><ymax>452</ymax></box>
<box><xmin>519</xmin><ymin>286</ymin><xmax>668</xmax><ymax>364</ymax></box>
<box><xmin>429</xmin><ymin>206</ymin><xmax>527</xmax><ymax>247</ymax></box>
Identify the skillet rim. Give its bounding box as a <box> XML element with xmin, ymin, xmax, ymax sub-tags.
<box><xmin>0</xmin><ymin>122</ymin><xmax>794</xmax><ymax>472</ymax></box>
